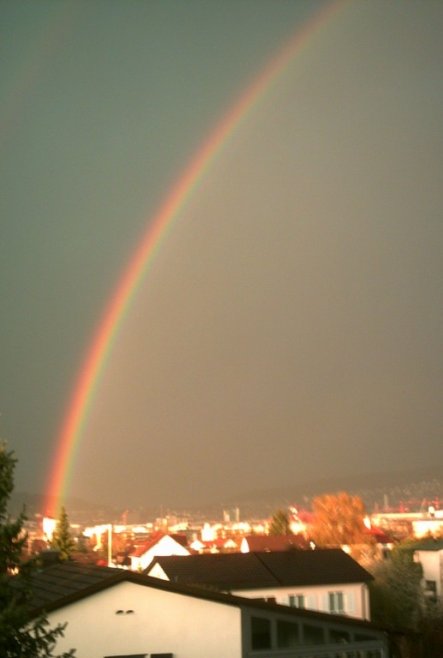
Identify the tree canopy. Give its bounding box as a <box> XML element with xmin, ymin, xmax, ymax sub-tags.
<box><xmin>370</xmin><ymin>544</ymin><xmax>424</xmax><ymax>630</ymax></box>
<box><xmin>51</xmin><ymin>507</ymin><xmax>75</xmax><ymax>562</ymax></box>
<box><xmin>309</xmin><ymin>491</ymin><xmax>371</xmax><ymax>550</ymax></box>
<box><xmin>269</xmin><ymin>509</ymin><xmax>292</xmax><ymax>536</ymax></box>
<box><xmin>0</xmin><ymin>442</ymin><xmax>75</xmax><ymax>657</ymax></box>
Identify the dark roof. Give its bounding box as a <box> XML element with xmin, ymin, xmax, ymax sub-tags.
<box><xmin>243</xmin><ymin>534</ymin><xmax>309</xmax><ymax>551</ymax></box>
<box><xmin>152</xmin><ymin>553</ymin><xmax>276</xmax><ymax>588</ymax></box>
<box><xmin>149</xmin><ymin>549</ymin><xmax>373</xmax><ymax>590</ymax></box>
<box><xmin>27</xmin><ymin>561</ymin><xmax>382</xmax><ymax>635</ymax></box>
<box><xmin>30</xmin><ymin>562</ymin><xmax>120</xmax><ymax>609</ymax></box>
<box><xmin>258</xmin><ymin>550</ymin><xmax>373</xmax><ymax>587</ymax></box>
<box><xmin>410</xmin><ymin>538</ymin><xmax>443</xmax><ymax>552</ymax></box>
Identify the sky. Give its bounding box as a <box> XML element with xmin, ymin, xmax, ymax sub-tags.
<box><xmin>1</xmin><ymin>0</ymin><xmax>442</xmax><ymax>510</ymax></box>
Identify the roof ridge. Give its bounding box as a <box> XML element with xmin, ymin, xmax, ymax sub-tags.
<box><xmin>253</xmin><ymin>551</ymin><xmax>282</xmax><ymax>585</ymax></box>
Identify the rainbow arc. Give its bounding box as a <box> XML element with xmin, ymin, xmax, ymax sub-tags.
<box><xmin>45</xmin><ymin>1</ymin><xmax>347</xmax><ymax>517</ymax></box>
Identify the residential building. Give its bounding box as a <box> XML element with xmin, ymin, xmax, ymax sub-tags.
<box><xmin>130</xmin><ymin>533</ymin><xmax>190</xmax><ymax>571</ymax></box>
<box><xmin>412</xmin><ymin>538</ymin><xmax>443</xmax><ymax>602</ymax></box>
<box><xmin>147</xmin><ymin>549</ymin><xmax>372</xmax><ymax>620</ymax></box>
<box><xmin>29</xmin><ymin>561</ymin><xmax>389</xmax><ymax>658</ymax></box>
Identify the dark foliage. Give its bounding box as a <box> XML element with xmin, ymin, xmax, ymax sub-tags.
<box><xmin>0</xmin><ymin>443</ymin><xmax>75</xmax><ymax>657</ymax></box>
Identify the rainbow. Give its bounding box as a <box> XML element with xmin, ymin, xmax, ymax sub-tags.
<box><xmin>45</xmin><ymin>0</ymin><xmax>347</xmax><ymax>516</ymax></box>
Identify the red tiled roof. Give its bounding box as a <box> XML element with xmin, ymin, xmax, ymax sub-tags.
<box><xmin>367</xmin><ymin>528</ymin><xmax>394</xmax><ymax>544</ymax></box>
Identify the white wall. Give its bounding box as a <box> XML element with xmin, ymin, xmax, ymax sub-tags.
<box><xmin>413</xmin><ymin>519</ymin><xmax>443</xmax><ymax>537</ymax></box>
<box><xmin>148</xmin><ymin>562</ymin><xmax>169</xmax><ymax>580</ymax></box>
<box><xmin>415</xmin><ymin>549</ymin><xmax>443</xmax><ymax>598</ymax></box>
<box><xmin>47</xmin><ymin>581</ymin><xmax>242</xmax><ymax>658</ymax></box>
<box><xmin>230</xmin><ymin>582</ymin><xmax>370</xmax><ymax>620</ymax></box>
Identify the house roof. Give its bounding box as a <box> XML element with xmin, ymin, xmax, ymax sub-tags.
<box><xmin>27</xmin><ymin>561</ymin><xmax>381</xmax><ymax>634</ymax></box>
<box><xmin>149</xmin><ymin>549</ymin><xmax>373</xmax><ymax>590</ymax></box>
<box><xmin>130</xmin><ymin>532</ymin><xmax>188</xmax><ymax>558</ymax></box>
<box><xmin>411</xmin><ymin>538</ymin><xmax>443</xmax><ymax>552</ymax></box>
<box><xmin>243</xmin><ymin>534</ymin><xmax>308</xmax><ymax>551</ymax></box>
<box><xmin>30</xmin><ymin>562</ymin><xmax>121</xmax><ymax>610</ymax></box>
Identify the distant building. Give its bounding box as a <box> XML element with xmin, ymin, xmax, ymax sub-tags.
<box><xmin>129</xmin><ymin>532</ymin><xmax>190</xmax><ymax>571</ymax></box>
<box><xmin>370</xmin><ymin>507</ymin><xmax>443</xmax><ymax>539</ymax></box>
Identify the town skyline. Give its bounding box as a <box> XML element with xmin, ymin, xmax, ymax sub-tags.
<box><xmin>10</xmin><ymin>461</ymin><xmax>443</xmax><ymax>527</ymax></box>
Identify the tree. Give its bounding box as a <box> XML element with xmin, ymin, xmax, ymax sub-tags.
<box><xmin>269</xmin><ymin>509</ymin><xmax>292</xmax><ymax>535</ymax></box>
<box><xmin>369</xmin><ymin>544</ymin><xmax>424</xmax><ymax>631</ymax></box>
<box><xmin>0</xmin><ymin>442</ymin><xmax>75</xmax><ymax>657</ymax></box>
<box><xmin>371</xmin><ymin>540</ymin><xmax>443</xmax><ymax>653</ymax></box>
<box><xmin>309</xmin><ymin>491</ymin><xmax>373</xmax><ymax>554</ymax></box>
<box><xmin>51</xmin><ymin>507</ymin><xmax>75</xmax><ymax>561</ymax></box>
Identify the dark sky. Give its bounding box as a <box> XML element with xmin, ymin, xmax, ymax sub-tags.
<box><xmin>1</xmin><ymin>0</ymin><xmax>442</xmax><ymax>509</ymax></box>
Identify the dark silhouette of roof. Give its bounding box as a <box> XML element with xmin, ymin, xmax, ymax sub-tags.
<box><xmin>30</xmin><ymin>562</ymin><xmax>120</xmax><ymax>609</ymax></box>
<box><xmin>242</xmin><ymin>534</ymin><xmax>308</xmax><ymax>551</ymax></box>
<box><xmin>149</xmin><ymin>549</ymin><xmax>373</xmax><ymax>590</ymax></box>
<box><xmin>409</xmin><ymin>538</ymin><xmax>443</xmax><ymax>551</ymax></box>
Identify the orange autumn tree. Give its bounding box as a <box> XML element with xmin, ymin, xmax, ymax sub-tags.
<box><xmin>309</xmin><ymin>492</ymin><xmax>373</xmax><ymax>555</ymax></box>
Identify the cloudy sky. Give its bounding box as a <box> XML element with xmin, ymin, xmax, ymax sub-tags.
<box><xmin>2</xmin><ymin>0</ymin><xmax>442</xmax><ymax>510</ymax></box>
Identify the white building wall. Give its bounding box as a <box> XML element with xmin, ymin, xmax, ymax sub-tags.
<box><xmin>47</xmin><ymin>581</ymin><xmax>242</xmax><ymax>658</ymax></box>
<box><xmin>148</xmin><ymin>562</ymin><xmax>169</xmax><ymax>580</ymax></box>
<box><xmin>415</xmin><ymin>549</ymin><xmax>443</xmax><ymax>598</ymax></box>
<box><xmin>230</xmin><ymin>582</ymin><xmax>370</xmax><ymax>620</ymax></box>
<box><xmin>412</xmin><ymin>519</ymin><xmax>443</xmax><ymax>537</ymax></box>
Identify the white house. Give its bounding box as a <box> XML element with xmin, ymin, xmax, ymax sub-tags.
<box><xmin>129</xmin><ymin>533</ymin><xmax>190</xmax><ymax>571</ymax></box>
<box><xmin>147</xmin><ymin>549</ymin><xmax>373</xmax><ymax>620</ymax></box>
<box><xmin>413</xmin><ymin>539</ymin><xmax>443</xmax><ymax>601</ymax></box>
<box><xmin>30</xmin><ymin>561</ymin><xmax>390</xmax><ymax>658</ymax></box>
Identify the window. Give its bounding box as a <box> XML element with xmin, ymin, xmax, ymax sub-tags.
<box><xmin>303</xmin><ymin>623</ymin><xmax>325</xmax><ymax>645</ymax></box>
<box><xmin>251</xmin><ymin>616</ymin><xmax>272</xmax><ymax>650</ymax></box>
<box><xmin>329</xmin><ymin>628</ymin><xmax>350</xmax><ymax>643</ymax></box>
<box><xmin>355</xmin><ymin>633</ymin><xmax>378</xmax><ymax>642</ymax></box>
<box><xmin>289</xmin><ymin>594</ymin><xmax>305</xmax><ymax>608</ymax></box>
<box><xmin>425</xmin><ymin>580</ymin><xmax>437</xmax><ymax>593</ymax></box>
<box><xmin>328</xmin><ymin>591</ymin><xmax>345</xmax><ymax>614</ymax></box>
<box><xmin>277</xmin><ymin>620</ymin><xmax>299</xmax><ymax>648</ymax></box>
